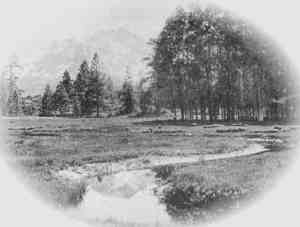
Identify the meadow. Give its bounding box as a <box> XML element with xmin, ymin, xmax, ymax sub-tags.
<box><xmin>2</xmin><ymin>116</ymin><xmax>299</xmax><ymax>225</ymax></box>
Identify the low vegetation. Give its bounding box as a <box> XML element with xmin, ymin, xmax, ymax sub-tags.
<box><xmin>156</xmin><ymin>148</ymin><xmax>293</xmax><ymax>223</ymax></box>
<box><xmin>3</xmin><ymin>116</ymin><xmax>298</xmax><ymax>212</ymax></box>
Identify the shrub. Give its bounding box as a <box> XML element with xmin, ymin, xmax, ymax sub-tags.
<box><xmin>161</xmin><ymin>174</ymin><xmax>243</xmax><ymax>210</ymax></box>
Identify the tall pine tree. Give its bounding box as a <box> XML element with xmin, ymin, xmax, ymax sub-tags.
<box><xmin>73</xmin><ymin>61</ymin><xmax>89</xmax><ymax>116</ymax></box>
<box><xmin>88</xmin><ymin>53</ymin><xmax>105</xmax><ymax>117</ymax></box>
<box><xmin>5</xmin><ymin>56</ymin><xmax>23</xmax><ymax>116</ymax></box>
<box><xmin>62</xmin><ymin>70</ymin><xmax>73</xmax><ymax>95</ymax></box>
<box><xmin>52</xmin><ymin>82</ymin><xmax>70</xmax><ymax>115</ymax></box>
<box><xmin>119</xmin><ymin>67</ymin><xmax>135</xmax><ymax>115</ymax></box>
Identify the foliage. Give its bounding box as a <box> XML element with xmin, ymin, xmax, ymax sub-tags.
<box><xmin>37</xmin><ymin>52</ymin><xmax>116</xmax><ymax>117</ymax></box>
<box><xmin>40</xmin><ymin>84</ymin><xmax>53</xmax><ymax>116</ymax></box>
<box><xmin>52</xmin><ymin>82</ymin><xmax>70</xmax><ymax>114</ymax></box>
<box><xmin>86</xmin><ymin>53</ymin><xmax>106</xmax><ymax>117</ymax></box>
<box><xmin>148</xmin><ymin>6</ymin><xmax>298</xmax><ymax>121</ymax></box>
<box><xmin>137</xmin><ymin>77</ymin><xmax>155</xmax><ymax>115</ymax></box>
<box><xmin>1</xmin><ymin>56</ymin><xmax>24</xmax><ymax>116</ymax></box>
<box><xmin>119</xmin><ymin>71</ymin><xmax>135</xmax><ymax>115</ymax></box>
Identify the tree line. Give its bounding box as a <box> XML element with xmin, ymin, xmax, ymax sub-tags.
<box><xmin>1</xmin><ymin>6</ymin><xmax>299</xmax><ymax>122</ymax></box>
<box><xmin>147</xmin><ymin>6</ymin><xmax>299</xmax><ymax>121</ymax></box>
<box><xmin>40</xmin><ymin>53</ymin><xmax>136</xmax><ymax>117</ymax></box>
<box><xmin>0</xmin><ymin>56</ymin><xmax>27</xmax><ymax>116</ymax></box>
<box><xmin>0</xmin><ymin>53</ymin><xmax>136</xmax><ymax>117</ymax></box>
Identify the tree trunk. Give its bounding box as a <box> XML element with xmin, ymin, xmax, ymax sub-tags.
<box><xmin>180</xmin><ymin>106</ymin><xmax>185</xmax><ymax>121</ymax></box>
<box><xmin>96</xmin><ymin>96</ymin><xmax>100</xmax><ymax>118</ymax></box>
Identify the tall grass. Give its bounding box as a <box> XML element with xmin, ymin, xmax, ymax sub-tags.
<box><xmin>160</xmin><ymin>174</ymin><xmax>244</xmax><ymax>222</ymax></box>
<box><xmin>57</xmin><ymin>180</ymin><xmax>87</xmax><ymax>207</ymax></box>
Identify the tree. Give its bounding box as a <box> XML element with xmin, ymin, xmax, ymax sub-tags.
<box><xmin>148</xmin><ymin>6</ymin><xmax>297</xmax><ymax>122</ymax></box>
<box><xmin>7</xmin><ymin>90</ymin><xmax>21</xmax><ymax>116</ymax></box>
<box><xmin>62</xmin><ymin>70</ymin><xmax>73</xmax><ymax>96</ymax></box>
<box><xmin>5</xmin><ymin>56</ymin><xmax>23</xmax><ymax>116</ymax></box>
<box><xmin>87</xmin><ymin>53</ymin><xmax>105</xmax><ymax>117</ymax></box>
<box><xmin>0</xmin><ymin>72</ymin><xmax>8</xmax><ymax>115</ymax></box>
<box><xmin>137</xmin><ymin>77</ymin><xmax>154</xmax><ymax>115</ymax></box>
<box><xmin>40</xmin><ymin>84</ymin><xmax>53</xmax><ymax>116</ymax></box>
<box><xmin>119</xmin><ymin>68</ymin><xmax>135</xmax><ymax>115</ymax></box>
<box><xmin>23</xmin><ymin>95</ymin><xmax>42</xmax><ymax>116</ymax></box>
<box><xmin>52</xmin><ymin>82</ymin><xmax>70</xmax><ymax>115</ymax></box>
<box><xmin>73</xmin><ymin>61</ymin><xmax>89</xmax><ymax>116</ymax></box>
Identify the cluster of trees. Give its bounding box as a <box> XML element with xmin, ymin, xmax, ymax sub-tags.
<box><xmin>40</xmin><ymin>53</ymin><xmax>135</xmax><ymax>117</ymax></box>
<box><xmin>0</xmin><ymin>56</ymin><xmax>33</xmax><ymax>116</ymax></box>
<box><xmin>0</xmin><ymin>53</ymin><xmax>138</xmax><ymax>118</ymax></box>
<box><xmin>147</xmin><ymin>6</ymin><xmax>299</xmax><ymax>121</ymax></box>
<box><xmin>41</xmin><ymin>53</ymin><xmax>108</xmax><ymax>117</ymax></box>
<box><xmin>0</xmin><ymin>56</ymin><xmax>46</xmax><ymax>116</ymax></box>
<box><xmin>1</xmin><ymin>6</ymin><xmax>299</xmax><ymax>122</ymax></box>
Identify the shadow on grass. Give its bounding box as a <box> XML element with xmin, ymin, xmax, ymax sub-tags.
<box><xmin>133</xmin><ymin>119</ymin><xmax>294</xmax><ymax>127</ymax></box>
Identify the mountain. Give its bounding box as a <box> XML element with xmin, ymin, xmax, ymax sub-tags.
<box><xmin>18</xmin><ymin>28</ymin><xmax>151</xmax><ymax>95</ymax></box>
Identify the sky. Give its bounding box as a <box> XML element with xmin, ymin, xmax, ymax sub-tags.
<box><xmin>0</xmin><ymin>0</ymin><xmax>188</xmax><ymax>67</ymax></box>
<box><xmin>0</xmin><ymin>0</ymin><xmax>300</xmax><ymax>70</ymax></box>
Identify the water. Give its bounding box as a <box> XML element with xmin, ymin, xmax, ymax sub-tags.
<box><xmin>57</xmin><ymin>155</ymin><xmax>202</xmax><ymax>181</ymax></box>
<box><xmin>62</xmin><ymin>143</ymin><xmax>268</xmax><ymax>226</ymax></box>
<box><xmin>57</xmin><ymin>144</ymin><xmax>266</xmax><ymax>181</ymax></box>
<box><xmin>200</xmin><ymin>143</ymin><xmax>267</xmax><ymax>161</ymax></box>
<box><xmin>67</xmin><ymin>170</ymin><xmax>172</xmax><ymax>226</ymax></box>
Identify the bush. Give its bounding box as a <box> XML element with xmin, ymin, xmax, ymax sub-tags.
<box><xmin>161</xmin><ymin>174</ymin><xmax>243</xmax><ymax>210</ymax></box>
<box><xmin>152</xmin><ymin>165</ymin><xmax>176</xmax><ymax>180</ymax></box>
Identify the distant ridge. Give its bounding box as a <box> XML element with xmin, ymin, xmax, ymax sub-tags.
<box><xmin>18</xmin><ymin>28</ymin><xmax>150</xmax><ymax>95</ymax></box>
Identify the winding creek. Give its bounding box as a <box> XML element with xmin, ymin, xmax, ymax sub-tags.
<box><xmin>57</xmin><ymin>141</ymin><xmax>282</xmax><ymax>226</ymax></box>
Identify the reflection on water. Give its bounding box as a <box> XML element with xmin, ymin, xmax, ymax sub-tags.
<box><xmin>64</xmin><ymin>143</ymin><xmax>269</xmax><ymax>226</ymax></box>
<box><xmin>67</xmin><ymin>170</ymin><xmax>172</xmax><ymax>226</ymax></box>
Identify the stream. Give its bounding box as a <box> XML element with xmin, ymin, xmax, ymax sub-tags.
<box><xmin>67</xmin><ymin>169</ymin><xmax>172</xmax><ymax>226</ymax></box>
<box><xmin>60</xmin><ymin>142</ymin><xmax>276</xmax><ymax>226</ymax></box>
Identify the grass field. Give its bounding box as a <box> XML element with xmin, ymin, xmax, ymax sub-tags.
<box><xmin>2</xmin><ymin>116</ymin><xmax>299</xmax><ymax>225</ymax></box>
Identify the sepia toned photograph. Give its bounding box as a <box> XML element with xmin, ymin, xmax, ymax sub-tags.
<box><xmin>1</xmin><ymin>1</ymin><xmax>300</xmax><ymax>226</ymax></box>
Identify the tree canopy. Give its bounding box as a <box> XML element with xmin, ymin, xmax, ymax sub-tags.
<box><xmin>148</xmin><ymin>6</ymin><xmax>298</xmax><ymax>121</ymax></box>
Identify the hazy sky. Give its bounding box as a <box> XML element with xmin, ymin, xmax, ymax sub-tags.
<box><xmin>0</xmin><ymin>0</ymin><xmax>300</xmax><ymax>69</ymax></box>
<box><xmin>0</xmin><ymin>0</ymin><xmax>191</xmax><ymax>66</ymax></box>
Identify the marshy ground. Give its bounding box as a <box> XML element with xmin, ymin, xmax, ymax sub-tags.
<box><xmin>2</xmin><ymin>116</ymin><xmax>299</xmax><ymax>226</ymax></box>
